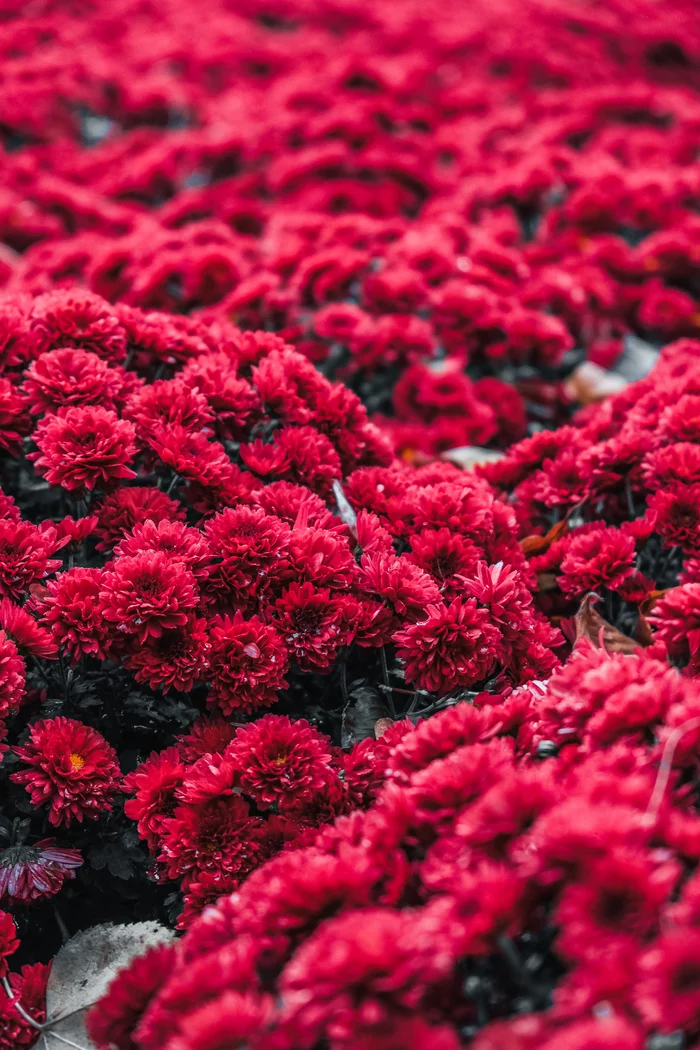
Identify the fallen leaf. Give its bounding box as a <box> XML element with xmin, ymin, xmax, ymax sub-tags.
<box><xmin>574</xmin><ymin>593</ymin><xmax>640</xmax><ymax>655</ymax></box>
<box><xmin>564</xmin><ymin>362</ymin><xmax>628</xmax><ymax>405</ymax></box>
<box><xmin>521</xmin><ymin>518</ymin><xmax>569</xmax><ymax>556</ymax></box>
<box><xmin>374</xmin><ymin>718</ymin><xmax>394</xmax><ymax>739</ymax></box>
<box><xmin>42</xmin><ymin>922</ymin><xmax>174</xmax><ymax>1049</ymax></box>
<box><xmin>440</xmin><ymin>446</ymin><xmax>506</xmax><ymax>470</ymax></box>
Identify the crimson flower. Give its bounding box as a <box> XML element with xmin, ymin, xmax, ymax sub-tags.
<box><xmin>31</xmin><ymin>405</ymin><xmax>137</xmax><ymax>492</ymax></box>
<box><xmin>0</xmin><ymin>912</ymin><xmax>18</xmax><ymax>979</ymax></box>
<box><xmin>0</xmin><ymin>839</ymin><xmax>82</xmax><ymax>902</ymax></box>
<box><xmin>227</xmin><ymin>715</ymin><xmax>334</xmax><ymax>806</ymax></box>
<box><xmin>36</xmin><ymin>567</ymin><xmax>112</xmax><ymax>663</ymax></box>
<box><xmin>22</xmin><ymin>347</ymin><xmax>128</xmax><ymax>414</ymax></box>
<box><xmin>394</xmin><ymin>597</ymin><xmax>501</xmax><ymax>694</ymax></box>
<box><xmin>0</xmin><ymin>630</ymin><xmax>25</xmax><ymax>718</ymax></box>
<box><xmin>100</xmin><ymin>551</ymin><xmax>199</xmax><ymax>643</ymax></box>
<box><xmin>123</xmin><ymin>747</ymin><xmax>185</xmax><ymax>851</ymax></box>
<box><xmin>94</xmin><ymin>486</ymin><xmax>185</xmax><ymax>552</ymax></box>
<box><xmin>0</xmin><ymin>597</ymin><xmax>57</xmax><ymax>659</ymax></box>
<box><xmin>12</xmin><ymin>717</ymin><xmax>121</xmax><ymax>827</ymax></box>
<box><xmin>208</xmin><ymin>611</ymin><xmax>289</xmax><ymax>714</ymax></box>
<box><xmin>273</xmin><ymin>582</ymin><xmax>348</xmax><ymax>672</ymax></box>
<box><xmin>0</xmin><ymin>518</ymin><xmax>62</xmax><ymax>601</ymax></box>
<box><xmin>124</xmin><ymin>614</ymin><xmax>210</xmax><ymax>693</ymax></box>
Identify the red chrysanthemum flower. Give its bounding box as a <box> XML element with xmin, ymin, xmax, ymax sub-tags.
<box><xmin>361</xmin><ymin>552</ymin><xmax>442</xmax><ymax>625</ymax></box>
<box><xmin>559</xmin><ymin>525</ymin><xmax>636</xmax><ymax>597</ymax></box>
<box><xmin>12</xmin><ymin>717</ymin><xmax>121</xmax><ymax>827</ymax></box>
<box><xmin>95</xmin><ymin>486</ymin><xmax>185</xmax><ymax>552</ymax></box>
<box><xmin>0</xmin><ymin>962</ymin><xmax>49</xmax><ymax>1048</ymax></box>
<box><xmin>178</xmin><ymin>716</ymin><xmax>238</xmax><ymax>762</ymax></box>
<box><xmin>124</xmin><ymin>747</ymin><xmax>185</xmax><ymax>851</ymax></box>
<box><xmin>114</xmin><ymin>519</ymin><xmax>212</xmax><ymax>580</ymax></box>
<box><xmin>124</xmin><ymin>614</ymin><xmax>210</xmax><ymax>693</ymax></box>
<box><xmin>203</xmin><ymin>505</ymin><xmax>291</xmax><ymax>608</ymax></box>
<box><xmin>0</xmin><ymin>597</ymin><xmax>57</xmax><ymax>659</ymax></box>
<box><xmin>394</xmin><ymin>598</ymin><xmax>502</xmax><ymax>694</ymax></box>
<box><xmin>0</xmin><ymin>518</ymin><xmax>62</xmax><ymax>601</ymax></box>
<box><xmin>227</xmin><ymin>715</ymin><xmax>334</xmax><ymax>806</ymax></box>
<box><xmin>207</xmin><ymin>611</ymin><xmax>289</xmax><ymax>714</ymax></box>
<box><xmin>274</xmin><ymin>425</ymin><xmax>343</xmax><ymax>495</ymax></box>
<box><xmin>182</xmin><ymin>352</ymin><xmax>261</xmax><ymax>439</ymax></box>
<box><xmin>0</xmin><ymin>377</ymin><xmax>30</xmax><ymax>455</ymax></box>
<box><xmin>273</xmin><ymin>582</ymin><xmax>349</xmax><ymax>672</ymax></box>
<box><xmin>31</xmin><ymin>405</ymin><xmax>137</xmax><ymax>492</ymax></box>
<box><xmin>158</xmin><ymin>796</ymin><xmax>268</xmax><ymax>880</ymax></box>
<box><xmin>148</xmin><ymin>425</ymin><xmax>234</xmax><ymax>490</ymax></box>
<box><xmin>124</xmin><ymin>377</ymin><xmax>214</xmax><ymax>441</ymax></box>
<box><xmin>0</xmin><ymin>839</ymin><xmax>82</xmax><ymax>903</ymax></box>
<box><xmin>463</xmin><ymin>561</ymin><xmax>533</xmax><ymax>643</ymax></box>
<box><xmin>0</xmin><ymin>630</ymin><xmax>25</xmax><ymax>718</ymax></box>
<box><xmin>650</xmin><ymin>584</ymin><xmax>700</xmax><ymax>669</ymax></box>
<box><xmin>100</xmin><ymin>551</ymin><xmax>199</xmax><ymax>642</ymax></box>
<box><xmin>0</xmin><ymin>912</ymin><xmax>18</xmax><ymax>980</ymax></box>
<box><xmin>87</xmin><ymin>943</ymin><xmax>176</xmax><ymax>1050</ymax></box>
<box><xmin>22</xmin><ymin>347</ymin><xmax>129</xmax><ymax>415</ymax></box>
<box><xmin>407</xmin><ymin>528</ymin><xmax>483</xmax><ymax>598</ymax></box>
<box><xmin>253</xmin><ymin>481</ymin><xmax>343</xmax><ymax>533</ymax></box>
<box><xmin>647</xmin><ymin>484</ymin><xmax>700</xmax><ymax>553</ymax></box>
<box><xmin>26</xmin><ymin>288</ymin><xmax>127</xmax><ymax>363</ymax></box>
<box><xmin>286</xmin><ymin>526</ymin><xmax>357</xmax><ymax>590</ymax></box>
<box><xmin>36</xmin><ymin>567</ymin><xmax>112</xmax><ymax>663</ymax></box>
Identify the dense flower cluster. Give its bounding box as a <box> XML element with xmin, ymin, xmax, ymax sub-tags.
<box><xmin>93</xmin><ymin>644</ymin><xmax>700</xmax><ymax>1050</ymax></box>
<box><xmin>0</xmin><ymin>0</ymin><xmax>698</xmax><ymax>459</ymax></box>
<box><xmin>0</xmin><ymin>288</ymin><xmax>549</xmax><ymax>980</ymax></box>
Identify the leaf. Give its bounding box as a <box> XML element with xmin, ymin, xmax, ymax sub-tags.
<box><xmin>614</xmin><ymin>334</ymin><xmax>660</xmax><ymax>384</ymax></box>
<box><xmin>520</xmin><ymin>518</ymin><xmax>569</xmax><ymax>556</ymax></box>
<box><xmin>43</xmin><ymin>922</ymin><xmax>174</xmax><ymax>1049</ymax></box>
<box><xmin>574</xmin><ymin>594</ymin><xmax>640</xmax><ymax>655</ymax></box>
<box><xmin>332</xmin><ymin>480</ymin><xmax>357</xmax><ymax>536</ymax></box>
<box><xmin>341</xmin><ymin>686</ymin><xmax>390</xmax><ymax>748</ymax></box>
<box><xmin>374</xmin><ymin>718</ymin><xmax>394</xmax><ymax>739</ymax></box>
<box><xmin>564</xmin><ymin>362</ymin><xmax>628</xmax><ymax>406</ymax></box>
<box><xmin>440</xmin><ymin>446</ymin><xmax>506</xmax><ymax>470</ymax></box>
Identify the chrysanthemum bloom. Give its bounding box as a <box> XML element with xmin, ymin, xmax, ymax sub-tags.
<box><xmin>407</xmin><ymin>528</ymin><xmax>483</xmax><ymax>598</ymax></box>
<box><xmin>100</xmin><ymin>551</ymin><xmax>199</xmax><ymax>643</ymax></box>
<box><xmin>0</xmin><ymin>912</ymin><xmax>18</xmax><ymax>979</ymax></box>
<box><xmin>208</xmin><ymin>612</ymin><xmax>289</xmax><ymax>714</ymax></box>
<box><xmin>124</xmin><ymin>747</ymin><xmax>185</xmax><ymax>851</ymax></box>
<box><xmin>158</xmin><ymin>796</ymin><xmax>268</xmax><ymax>880</ymax></box>
<box><xmin>0</xmin><ymin>518</ymin><xmax>62</xmax><ymax>601</ymax></box>
<box><xmin>35</xmin><ymin>568</ymin><xmax>111</xmax><ymax>663</ymax></box>
<box><xmin>25</xmin><ymin>288</ymin><xmax>127</xmax><ymax>362</ymax></box>
<box><xmin>227</xmin><ymin>716</ymin><xmax>334</xmax><ymax>806</ymax></box>
<box><xmin>273</xmin><ymin>425</ymin><xmax>343</xmax><ymax>495</ymax></box>
<box><xmin>559</xmin><ymin>525</ymin><xmax>636</xmax><ymax>597</ymax></box>
<box><xmin>182</xmin><ymin>352</ymin><xmax>261</xmax><ymax>439</ymax></box>
<box><xmin>650</xmin><ymin>584</ymin><xmax>700</xmax><ymax>669</ymax></box>
<box><xmin>0</xmin><ymin>376</ymin><xmax>30</xmax><ymax>455</ymax></box>
<box><xmin>273</xmin><ymin>582</ymin><xmax>349</xmax><ymax>672</ymax></box>
<box><xmin>361</xmin><ymin>552</ymin><xmax>442</xmax><ymax>626</ymax></box>
<box><xmin>95</xmin><ymin>486</ymin><xmax>185</xmax><ymax>552</ymax></box>
<box><xmin>22</xmin><ymin>347</ymin><xmax>129</xmax><ymax>415</ymax></box>
<box><xmin>0</xmin><ymin>839</ymin><xmax>82</xmax><ymax>902</ymax></box>
<box><xmin>87</xmin><ymin>943</ymin><xmax>176</xmax><ymax>1050</ymax></box>
<box><xmin>285</xmin><ymin>527</ymin><xmax>357</xmax><ymax>590</ymax></box>
<box><xmin>0</xmin><ymin>598</ymin><xmax>57</xmax><ymax>660</ymax></box>
<box><xmin>124</xmin><ymin>615</ymin><xmax>210</xmax><ymax>693</ymax></box>
<box><xmin>31</xmin><ymin>405</ymin><xmax>137</xmax><ymax>492</ymax></box>
<box><xmin>123</xmin><ymin>377</ymin><xmax>214</xmax><ymax>441</ymax></box>
<box><xmin>114</xmin><ymin>519</ymin><xmax>212</xmax><ymax>580</ymax></box>
<box><xmin>394</xmin><ymin>598</ymin><xmax>501</xmax><ymax>694</ymax></box>
<box><xmin>463</xmin><ymin>561</ymin><xmax>533</xmax><ymax>643</ymax></box>
<box><xmin>0</xmin><ymin>961</ymin><xmax>49</xmax><ymax>1048</ymax></box>
<box><xmin>0</xmin><ymin>630</ymin><xmax>24</xmax><ymax>718</ymax></box>
<box><xmin>647</xmin><ymin>485</ymin><xmax>700</xmax><ymax>553</ymax></box>
<box><xmin>634</xmin><ymin>933</ymin><xmax>700</xmax><ymax>1031</ymax></box>
<box><xmin>204</xmin><ymin>506</ymin><xmax>291</xmax><ymax>608</ymax></box>
<box><xmin>12</xmin><ymin>717</ymin><xmax>121</xmax><ymax>826</ymax></box>
<box><xmin>148</xmin><ymin>425</ymin><xmax>234</xmax><ymax>490</ymax></box>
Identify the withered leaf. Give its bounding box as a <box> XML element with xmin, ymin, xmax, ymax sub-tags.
<box><xmin>374</xmin><ymin>717</ymin><xmax>394</xmax><ymax>739</ymax></box>
<box><xmin>564</xmin><ymin>362</ymin><xmax>628</xmax><ymax>406</ymax></box>
<box><xmin>441</xmin><ymin>446</ymin><xmax>506</xmax><ymax>471</ymax></box>
<box><xmin>521</xmin><ymin>518</ymin><xmax>569</xmax><ymax>556</ymax></box>
<box><xmin>574</xmin><ymin>593</ymin><xmax>639</xmax><ymax>655</ymax></box>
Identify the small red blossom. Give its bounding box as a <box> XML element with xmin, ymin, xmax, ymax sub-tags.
<box><xmin>100</xmin><ymin>551</ymin><xmax>199</xmax><ymax>642</ymax></box>
<box><xmin>31</xmin><ymin>405</ymin><xmax>137</xmax><ymax>492</ymax></box>
<box><xmin>207</xmin><ymin>611</ymin><xmax>289</xmax><ymax>714</ymax></box>
<box><xmin>0</xmin><ymin>839</ymin><xmax>82</xmax><ymax>903</ymax></box>
<box><xmin>12</xmin><ymin>717</ymin><xmax>121</xmax><ymax>827</ymax></box>
<box><xmin>226</xmin><ymin>715</ymin><xmax>334</xmax><ymax>806</ymax></box>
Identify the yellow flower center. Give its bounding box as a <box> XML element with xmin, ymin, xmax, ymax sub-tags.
<box><xmin>272</xmin><ymin>754</ymin><xmax>288</xmax><ymax>768</ymax></box>
<box><xmin>69</xmin><ymin>752</ymin><xmax>85</xmax><ymax>771</ymax></box>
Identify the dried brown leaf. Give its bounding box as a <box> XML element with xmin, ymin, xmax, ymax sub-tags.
<box><xmin>521</xmin><ymin>518</ymin><xmax>569</xmax><ymax>556</ymax></box>
<box><xmin>574</xmin><ymin>593</ymin><xmax>639</xmax><ymax>655</ymax></box>
<box><xmin>564</xmin><ymin>362</ymin><xmax>628</xmax><ymax>406</ymax></box>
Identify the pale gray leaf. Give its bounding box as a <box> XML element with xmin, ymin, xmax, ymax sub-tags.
<box><xmin>45</xmin><ymin>921</ymin><xmax>174</xmax><ymax>1044</ymax></box>
<box><xmin>614</xmin><ymin>334</ymin><xmax>660</xmax><ymax>383</ymax></box>
<box><xmin>332</xmin><ymin>480</ymin><xmax>357</xmax><ymax>536</ymax></box>
<box><xmin>441</xmin><ymin>446</ymin><xmax>505</xmax><ymax>470</ymax></box>
<box><xmin>341</xmin><ymin>686</ymin><xmax>390</xmax><ymax>747</ymax></box>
